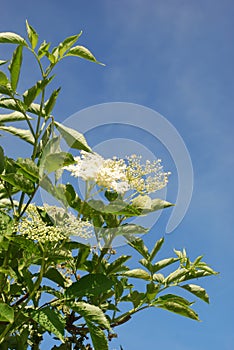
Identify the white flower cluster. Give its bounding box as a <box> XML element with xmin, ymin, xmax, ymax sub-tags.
<box><xmin>64</xmin><ymin>151</ymin><xmax>130</xmax><ymax>194</ymax></box>
<box><xmin>64</xmin><ymin>151</ymin><xmax>170</xmax><ymax>196</ymax></box>
<box><xmin>17</xmin><ymin>204</ymin><xmax>92</xmax><ymax>242</ymax></box>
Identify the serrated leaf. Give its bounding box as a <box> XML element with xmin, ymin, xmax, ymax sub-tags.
<box><xmin>127</xmin><ymin>237</ymin><xmax>150</xmax><ymax>259</ymax></box>
<box><xmin>156</xmin><ymin>294</ymin><xmax>192</xmax><ymax>306</ymax></box>
<box><xmin>0</xmin><ymin>173</ymin><xmax>34</xmax><ymax>194</ymax></box>
<box><xmin>0</xmin><ymin>98</ymin><xmax>23</xmax><ymax>112</ymax></box>
<box><xmin>58</xmin><ymin>32</ymin><xmax>82</xmax><ymax>57</ymax></box>
<box><xmin>106</xmin><ymin>255</ymin><xmax>131</xmax><ymax>274</ymax></box>
<box><xmin>26</xmin><ymin>20</ymin><xmax>38</xmax><ymax>49</ymax></box>
<box><xmin>181</xmin><ymin>284</ymin><xmax>210</xmax><ymax>303</ymax></box>
<box><xmin>87</xmin><ymin>321</ymin><xmax>109</xmax><ymax>350</ymax></box>
<box><xmin>8</xmin><ymin>45</ymin><xmax>23</xmax><ymax>91</ymax></box>
<box><xmin>66</xmin><ymin>45</ymin><xmax>105</xmax><ymax>65</ymax></box>
<box><xmin>156</xmin><ymin>300</ymin><xmax>199</xmax><ymax>320</ymax></box>
<box><xmin>54</xmin><ymin>121</ymin><xmax>91</xmax><ymax>152</ymax></box>
<box><xmin>68</xmin><ymin>301</ymin><xmax>110</xmax><ymax>330</ymax></box>
<box><xmin>0</xmin><ymin>111</ymin><xmax>32</xmax><ymax>123</ymax></box>
<box><xmin>32</xmin><ymin>307</ymin><xmax>65</xmax><ymax>342</ymax></box>
<box><xmin>0</xmin><ymin>125</ymin><xmax>34</xmax><ymax>144</ymax></box>
<box><xmin>0</xmin><ymin>32</ymin><xmax>27</xmax><ymax>46</ymax></box>
<box><xmin>65</xmin><ymin>273</ymin><xmax>114</xmax><ymax>298</ymax></box>
<box><xmin>149</xmin><ymin>238</ymin><xmax>164</xmax><ymax>262</ymax></box>
<box><xmin>164</xmin><ymin>268</ymin><xmax>188</xmax><ymax>284</ymax></box>
<box><xmin>0</xmin><ymin>302</ymin><xmax>14</xmax><ymax>323</ymax></box>
<box><xmin>121</xmin><ymin>269</ymin><xmax>151</xmax><ymax>281</ymax></box>
<box><xmin>152</xmin><ymin>257</ymin><xmax>179</xmax><ymax>273</ymax></box>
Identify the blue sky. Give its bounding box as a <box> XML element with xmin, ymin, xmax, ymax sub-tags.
<box><xmin>0</xmin><ymin>1</ymin><xmax>234</xmax><ymax>349</ymax></box>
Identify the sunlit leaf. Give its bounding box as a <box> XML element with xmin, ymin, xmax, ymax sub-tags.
<box><xmin>32</xmin><ymin>307</ymin><xmax>65</xmax><ymax>342</ymax></box>
<box><xmin>0</xmin><ymin>111</ymin><xmax>32</xmax><ymax>123</ymax></box>
<box><xmin>66</xmin><ymin>45</ymin><xmax>105</xmax><ymax>65</ymax></box>
<box><xmin>8</xmin><ymin>45</ymin><xmax>23</xmax><ymax>91</ymax></box>
<box><xmin>0</xmin><ymin>302</ymin><xmax>14</xmax><ymax>323</ymax></box>
<box><xmin>156</xmin><ymin>300</ymin><xmax>199</xmax><ymax>321</ymax></box>
<box><xmin>181</xmin><ymin>284</ymin><xmax>210</xmax><ymax>303</ymax></box>
<box><xmin>121</xmin><ymin>269</ymin><xmax>151</xmax><ymax>281</ymax></box>
<box><xmin>54</xmin><ymin>121</ymin><xmax>91</xmax><ymax>152</ymax></box>
<box><xmin>0</xmin><ymin>32</ymin><xmax>27</xmax><ymax>46</ymax></box>
<box><xmin>26</xmin><ymin>20</ymin><xmax>38</xmax><ymax>49</ymax></box>
<box><xmin>58</xmin><ymin>32</ymin><xmax>82</xmax><ymax>57</ymax></box>
<box><xmin>0</xmin><ymin>125</ymin><xmax>34</xmax><ymax>144</ymax></box>
<box><xmin>68</xmin><ymin>301</ymin><xmax>110</xmax><ymax>330</ymax></box>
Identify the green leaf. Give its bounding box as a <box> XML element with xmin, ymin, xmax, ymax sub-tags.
<box><xmin>44</xmin><ymin>268</ymin><xmax>66</xmax><ymax>288</ymax></box>
<box><xmin>0</xmin><ymin>98</ymin><xmax>23</xmax><ymax>112</ymax></box>
<box><xmin>181</xmin><ymin>284</ymin><xmax>210</xmax><ymax>303</ymax></box>
<box><xmin>103</xmin><ymin>201</ymin><xmax>141</xmax><ymax>217</ymax></box>
<box><xmin>58</xmin><ymin>32</ymin><xmax>82</xmax><ymax>57</ymax></box>
<box><xmin>129</xmin><ymin>290</ymin><xmax>145</xmax><ymax>308</ymax></box>
<box><xmin>121</xmin><ymin>269</ymin><xmax>151</xmax><ymax>281</ymax></box>
<box><xmin>38</xmin><ymin>40</ymin><xmax>51</xmax><ymax>59</ymax></box>
<box><xmin>42</xmin><ymin>152</ymin><xmax>74</xmax><ymax>173</ymax></box>
<box><xmin>66</xmin><ymin>45</ymin><xmax>105</xmax><ymax>65</ymax></box>
<box><xmin>0</xmin><ymin>111</ymin><xmax>32</xmax><ymax>124</ymax></box>
<box><xmin>156</xmin><ymin>294</ymin><xmax>192</xmax><ymax>306</ymax></box>
<box><xmin>0</xmin><ymin>32</ymin><xmax>27</xmax><ymax>46</ymax></box>
<box><xmin>106</xmin><ymin>255</ymin><xmax>131</xmax><ymax>274</ymax></box>
<box><xmin>66</xmin><ymin>274</ymin><xmax>114</xmax><ymax>298</ymax></box>
<box><xmin>32</xmin><ymin>307</ymin><xmax>65</xmax><ymax>342</ymax></box>
<box><xmin>156</xmin><ymin>300</ymin><xmax>199</xmax><ymax>321</ymax></box>
<box><xmin>87</xmin><ymin>321</ymin><xmax>109</xmax><ymax>350</ymax></box>
<box><xmin>16</xmin><ymin>158</ymin><xmax>39</xmax><ymax>181</ymax></box>
<box><xmin>44</xmin><ymin>88</ymin><xmax>61</xmax><ymax>116</ymax></box>
<box><xmin>0</xmin><ymin>302</ymin><xmax>14</xmax><ymax>323</ymax></box>
<box><xmin>142</xmin><ymin>199</ymin><xmax>174</xmax><ymax>214</ymax></box>
<box><xmin>26</xmin><ymin>20</ymin><xmax>38</xmax><ymax>49</ymax></box>
<box><xmin>146</xmin><ymin>282</ymin><xmax>160</xmax><ymax>301</ymax></box>
<box><xmin>0</xmin><ymin>125</ymin><xmax>34</xmax><ymax>144</ymax></box>
<box><xmin>0</xmin><ymin>71</ymin><xmax>9</xmax><ymax>86</ymax></box>
<box><xmin>152</xmin><ymin>257</ymin><xmax>179</xmax><ymax>273</ymax></box>
<box><xmin>127</xmin><ymin>237</ymin><xmax>150</xmax><ymax>259</ymax></box>
<box><xmin>118</xmin><ymin>224</ymin><xmax>149</xmax><ymax>236</ymax></box>
<box><xmin>0</xmin><ymin>146</ymin><xmax>4</xmax><ymax>174</ymax></box>
<box><xmin>0</xmin><ymin>173</ymin><xmax>34</xmax><ymax>194</ymax></box>
<box><xmin>164</xmin><ymin>268</ymin><xmax>188</xmax><ymax>285</ymax></box>
<box><xmin>8</xmin><ymin>45</ymin><xmax>23</xmax><ymax>91</ymax></box>
<box><xmin>54</xmin><ymin>121</ymin><xmax>91</xmax><ymax>152</ymax></box>
<box><xmin>149</xmin><ymin>237</ymin><xmax>164</xmax><ymax>262</ymax></box>
<box><xmin>68</xmin><ymin>301</ymin><xmax>110</xmax><ymax>330</ymax></box>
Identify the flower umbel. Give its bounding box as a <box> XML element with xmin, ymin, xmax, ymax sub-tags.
<box><xmin>17</xmin><ymin>204</ymin><xmax>92</xmax><ymax>242</ymax></box>
<box><xmin>64</xmin><ymin>151</ymin><xmax>170</xmax><ymax>197</ymax></box>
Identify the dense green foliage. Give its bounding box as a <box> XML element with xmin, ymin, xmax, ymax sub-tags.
<box><xmin>0</xmin><ymin>22</ymin><xmax>217</xmax><ymax>349</ymax></box>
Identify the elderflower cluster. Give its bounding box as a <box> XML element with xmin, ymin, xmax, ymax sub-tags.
<box><xmin>64</xmin><ymin>151</ymin><xmax>130</xmax><ymax>194</ymax></box>
<box><xmin>64</xmin><ymin>151</ymin><xmax>170</xmax><ymax>196</ymax></box>
<box><xmin>17</xmin><ymin>204</ymin><xmax>92</xmax><ymax>242</ymax></box>
<box><xmin>125</xmin><ymin>155</ymin><xmax>170</xmax><ymax>194</ymax></box>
